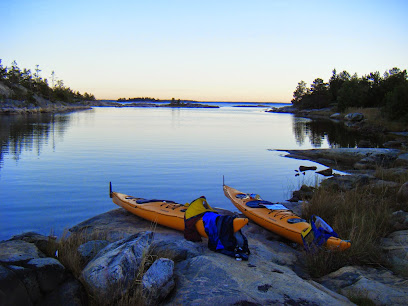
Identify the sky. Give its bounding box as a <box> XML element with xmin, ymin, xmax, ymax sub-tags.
<box><xmin>1</xmin><ymin>0</ymin><xmax>407</xmax><ymax>102</ymax></box>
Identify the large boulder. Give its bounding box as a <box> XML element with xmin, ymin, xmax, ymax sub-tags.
<box><xmin>142</xmin><ymin>258</ymin><xmax>175</xmax><ymax>305</ymax></box>
<box><xmin>10</xmin><ymin>232</ymin><xmax>57</xmax><ymax>257</ymax></box>
<box><xmin>0</xmin><ymin>238</ymin><xmax>68</xmax><ymax>304</ymax></box>
<box><xmin>80</xmin><ymin>231</ymin><xmax>153</xmax><ymax>304</ymax></box>
<box><xmin>0</xmin><ymin>240</ymin><xmax>45</xmax><ymax>264</ymax></box>
<box><xmin>381</xmin><ymin>230</ymin><xmax>408</xmax><ymax>277</ymax></box>
<box><xmin>0</xmin><ymin>265</ymin><xmax>32</xmax><ymax>306</ymax></box>
<box><xmin>37</xmin><ymin>277</ymin><xmax>87</xmax><ymax>306</ymax></box>
<box><xmin>7</xmin><ymin>265</ymin><xmax>41</xmax><ymax>303</ymax></box>
<box><xmin>318</xmin><ymin>266</ymin><xmax>408</xmax><ymax>305</ymax></box>
<box><xmin>26</xmin><ymin>257</ymin><xmax>66</xmax><ymax>292</ymax></box>
<box><xmin>288</xmin><ymin>184</ymin><xmax>315</xmax><ymax>202</ymax></box>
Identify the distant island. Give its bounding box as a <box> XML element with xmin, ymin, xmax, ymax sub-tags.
<box><xmin>115</xmin><ymin>97</ymin><xmax>219</xmax><ymax>108</ymax></box>
<box><xmin>117</xmin><ymin>97</ymin><xmax>199</xmax><ymax>104</ymax></box>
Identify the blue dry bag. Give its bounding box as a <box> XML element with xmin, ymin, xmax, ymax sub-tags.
<box><xmin>302</xmin><ymin>215</ymin><xmax>338</xmax><ymax>250</ymax></box>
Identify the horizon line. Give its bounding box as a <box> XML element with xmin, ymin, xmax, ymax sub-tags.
<box><xmin>98</xmin><ymin>99</ymin><xmax>291</xmax><ymax>104</ymax></box>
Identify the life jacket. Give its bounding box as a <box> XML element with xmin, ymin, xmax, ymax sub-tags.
<box><xmin>203</xmin><ymin>212</ymin><xmax>250</xmax><ymax>260</ymax></box>
<box><xmin>183</xmin><ymin>196</ymin><xmax>217</xmax><ymax>242</ymax></box>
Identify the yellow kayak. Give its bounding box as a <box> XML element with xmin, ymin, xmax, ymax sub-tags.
<box><xmin>110</xmin><ymin>184</ymin><xmax>249</xmax><ymax>238</ymax></box>
<box><xmin>223</xmin><ymin>184</ymin><xmax>351</xmax><ymax>251</ymax></box>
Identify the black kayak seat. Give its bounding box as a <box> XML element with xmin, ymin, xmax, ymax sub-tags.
<box><xmin>235</xmin><ymin>194</ymin><xmax>247</xmax><ymax>199</ymax></box>
<box><xmin>287</xmin><ymin>218</ymin><xmax>307</xmax><ymax>224</ymax></box>
<box><xmin>246</xmin><ymin>200</ymin><xmax>275</xmax><ymax>208</ymax></box>
<box><xmin>136</xmin><ymin>199</ymin><xmax>176</xmax><ymax>204</ymax></box>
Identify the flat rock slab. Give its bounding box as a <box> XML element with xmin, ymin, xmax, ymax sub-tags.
<box><xmin>166</xmin><ymin>255</ymin><xmax>351</xmax><ymax>305</ymax></box>
<box><xmin>0</xmin><ymin>240</ymin><xmax>44</xmax><ymax>264</ymax></box>
<box><xmin>274</xmin><ymin>148</ymin><xmax>402</xmax><ymax>171</ymax></box>
<box><xmin>278</xmin><ymin>148</ymin><xmax>400</xmax><ymax>160</ymax></box>
<box><xmin>318</xmin><ymin>266</ymin><xmax>408</xmax><ymax>305</ymax></box>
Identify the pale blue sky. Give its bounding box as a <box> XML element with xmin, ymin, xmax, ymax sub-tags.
<box><xmin>1</xmin><ymin>0</ymin><xmax>407</xmax><ymax>101</ymax></box>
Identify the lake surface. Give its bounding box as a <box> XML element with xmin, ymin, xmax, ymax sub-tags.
<box><xmin>0</xmin><ymin>102</ymin><xmax>381</xmax><ymax>240</ymax></box>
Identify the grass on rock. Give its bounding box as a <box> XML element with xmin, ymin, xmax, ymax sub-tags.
<box><xmin>301</xmin><ymin>185</ymin><xmax>402</xmax><ymax>278</ymax></box>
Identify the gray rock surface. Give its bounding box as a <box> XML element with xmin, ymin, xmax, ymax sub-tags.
<box><xmin>278</xmin><ymin>148</ymin><xmax>401</xmax><ymax>171</ymax></box>
<box><xmin>2</xmin><ymin>206</ymin><xmax>408</xmax><ymax>305</ymax></box>
<box><xmin>150</xmin><ymin>232</ymin><xmax>204</xmax><ymax>262</ymax></box>
<box><xmin>7</xmin><ymin>264</ymin><xmax>41</xmax><ymax>303</ymax></box>
<box><xmin>320</xmin><ymin>174</ymin><xmax>374</xmax><ymax>191</ymax></box>
<box><xmin>10</xmin><ymin>232</ymin><xmax>57</xmax><ymax>257</ymax></box>
<box><xmin>266</xmin><ymin>105</ymin><xmax>297</xmax><ymax>113</ymax></box>
<box><xmin>142</xmin><ymin>258</ymin><xmax>175</xmax><ymax>305</ymax></box>
<box><xmin>0</xmin><ymin>240</ymin><xmax>44</xmax><ymax>264</ymax></box>
<box><xmin>167</xmin><ymin>254</ymin><xmax>351</xmax><ymax>305</ymax></box>
<box><xmin>80</xmin><ymin>231</ymin><xmax>153</xmax><ymax>304</ymax></box>
<box><xmin>381</xmin><ymin>230</ymin><xmax>408</xmax><ymax>277</ymax></box>
<box><xmin>318</xmin><ymin>266</ymin><xmax>408</xmax><ymax>305</ymax></box>
<box><xmin>69</xmin><ymin>208</ymin><xmax>179</xmax><ymax>242</ymax></box>
<box><xmin>26</xmin><ymin>257</ymin><xmax>66</xmax><ymax>292</ymax></box>
<box><xmin>38</xmin><ymin>277</ymin><xmax>87</xmax><ymax>306</ymax></box>
<box><xmin>0</xmin><ymin>265</ymin><xmax>32</xmax><ymax>306</ymax></box>
<box><xmin>77</xmin><ymin>239</ymin><xmax>109</xmax><ymax>269</ymax></box>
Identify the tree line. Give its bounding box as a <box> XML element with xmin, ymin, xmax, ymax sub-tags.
<box><xmin>292</xmin><ymin>67</ymin><xmax>408</xmax><ymax>122</ymax></box>
<box><xmin>0</xmin><ymin>59</ymin><xmax>95</xmax><ymax>103</ymax></box>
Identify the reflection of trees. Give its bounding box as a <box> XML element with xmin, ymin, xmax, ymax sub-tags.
<box><xmin>292</xmin><ymin>117</ymin><xmax>384</xmax><ymax>148</ymax></box>
<box><xmin>292</xmin><ymin>117</ymin><xmax>308</xmax><ymax>146</ymax></box>
<box><xmin>0</xmin><ymin>114</ymin><xmax>70</xmax><ymax>168</ymax></box>
<box><xmin>292</xmin><ymin>117</ymin><xmax>325</xmax><ymax>147</ymax></box>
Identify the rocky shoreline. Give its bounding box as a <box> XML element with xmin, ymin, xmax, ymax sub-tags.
<box><xmin>0</xmin><ymin>99</ymin><xmax>93</xmax><ymax>114</ymax></box>
<box><xmin>1</xmin><ymin>204</ymin><xmax>408</xmax><ymax>305</ymax></box>
<box><xmin>266</xmin><ymin>105</ymin><xmax>408</xmax><ymax>141</ymax></box>
<box><xmin>0</xmin><ymin>99</ymin><xmax>219</xmax><ymax>115</ymax></box>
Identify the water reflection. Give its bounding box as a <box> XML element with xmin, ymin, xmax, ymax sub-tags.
<box><xmin>1</xmin><ymin>107</ymin><xmax>387</xmax><ymax>240</ymax></box>
<box><xmin>0</xmin><ymin>113</ymin><xmax>70</xmax><ymax>167</ymax></box>
<box><xmin>292</xmin><ymin>117</ymin><xmax>385</xmax><ymax>148</ymax></box>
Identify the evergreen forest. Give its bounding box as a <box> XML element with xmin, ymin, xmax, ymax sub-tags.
<box><xmin>292</xmin><ymin>67</ymin><xmax>408</xmax><ymax>122</ymax></box>
<box><xmin>0</xmin><ymin>59</ymin><xmax>95</xmax><ymax>104</ymax></box>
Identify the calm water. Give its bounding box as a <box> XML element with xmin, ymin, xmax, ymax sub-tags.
<box><xmin>0</xmin><ymin>103</ymin><xmax>381</xmax><ymax>240</ymax></box>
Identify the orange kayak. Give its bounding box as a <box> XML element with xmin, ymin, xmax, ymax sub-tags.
<box><xmin>110</xmin><ymin>187</ymin><xmax>248</xmax><ymax>238</ymax></box>
<box><xmin>223</xmin><ymin>184</ymin><xmax>351</xmax><ymax>251</ymax></box>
